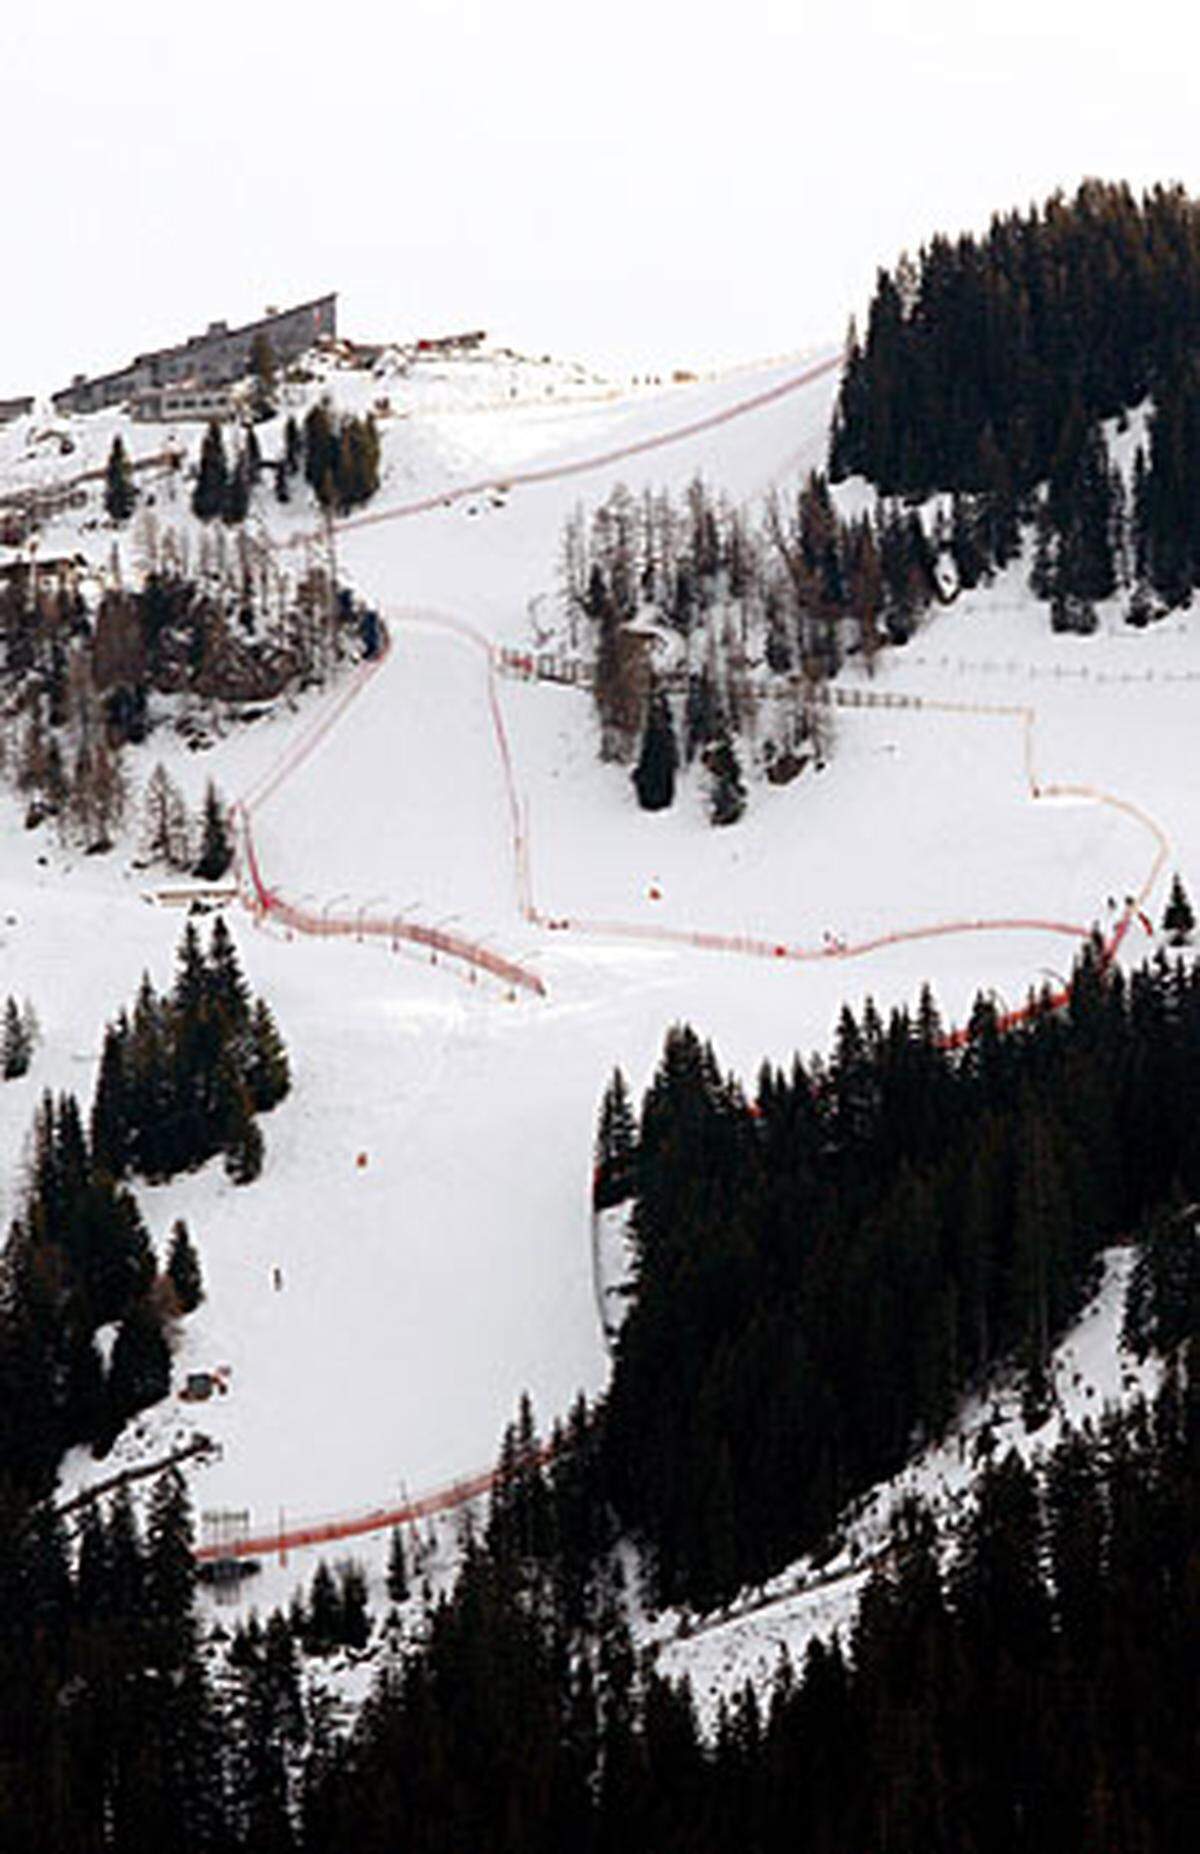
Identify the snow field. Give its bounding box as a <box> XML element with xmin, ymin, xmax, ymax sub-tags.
<box><xmin>3</xmin><ymin>347</ymin><xmax>1194</xmax><ymax>1701</ymax></box>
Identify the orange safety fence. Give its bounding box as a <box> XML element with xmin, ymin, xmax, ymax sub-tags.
<box><xmin>231</xmin><ymin>610</ymin><xmax>546</xmax><ymax>996</ymax></box>
<box><xmin>239</xmin><ymin>645</ymin><xmax>392</xmax><ymax>818</ymax></box>
<box><xmin>527</xmin><ymin>907</ymin><xmax>1093</xmax><ymax>963</ymax></box>
<box><xmin>238</xmin><ymin>804</ymin><xmax>545</xmax><ymax>998</ymax></box>
<box><xmin>307</xmin><ymin>353</ymin><xmax>843</xmax><ymax>545</ymax></box>
<box><xmin>196</xmin><ymin>361</ymin><xmax>1178</xmax><ymax>1571</ymax></box>
<box><xmin>193</xmin><ymin>1446</ymin><xmax>555</xmax><ymax>1564</ymax></box>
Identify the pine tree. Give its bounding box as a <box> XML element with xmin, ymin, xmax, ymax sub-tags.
<box><xmin>193</xmin><ymin>421</ymin><xmax>229</xmax><ymax>522</ymax></box>
<box><xmin>208</xmin><ymin>916</ymin><xmax>251</xmax><ymax>1031</ymax></box>
<box><xmin>704</xmin><ymin>730</ymin><xmax>746</xmax><ymax>827</ymax></box>
<box><xmin>173</xmin><ymin>917</ymin><xmax>209</xmax><ymax>1022</ymax></box>
<box><xmin>144</xmin><ymin>1465</ymin><xmax>197</xmax><ymax>1669</ymax></box>
<box><xmin>1</xmin><ymin>995</ymin><xmax>32</xmax><ymax>1079</ymax></box>
<box><xmin>632</xmin><ymin>688</ymin><xmax>678</xmax><ymax>812</ymax></box>
<box><xmin>224</xmin><ymin>1094</ymin><xmax>264</xmax><ymax>1185</ymax></box>
<box><xmin>1161</xmin><ymin>873</ymin><xmax>1195</xmax><ymax>946</ymax></box>
<box><xmin>246</xmin><ymin>997</ymin><xmax>290</xmax><ymax>1111</ymax></box>
<box><xmin>166</xmin><ymin>1218</ymin><xmax>204</xmax><ymax>1314</ymax></box>
<box><xmin>1123</xmin><ymin>1200</ymin><xmax>1200</xmax><ymax>1357</ymax></box>
<box><xmin>337</xmin><ymin>1561</ymin><xmax>370</xmax><ymax>1648</ymax></box>
<box><xmin>594</xmin><ymin>1068</ymin><xmax>637</xmax><ymax>1208</ymax></box>
<box><xmin>194</xmin><ymin>781</ymin><xmax>233</xmax><ymax>881</ymax></box>
<box><xmin>305</xmin><ymin>1560</ymin><xmax>340</xmax><ymax>1654</ymax></box>
<box><xmin>284</xmin><ymin>415</ymin><xmax>302</xmax><ymax>476</ymax></box>
<box><xmin>249</xmin><ymin>332</ymin><xmax>277</xmax><ymax>421</ymax></box>
<box><xmin>142</xmin><ymin>762</ymin><xmax>191</xmax><ymax>870</ymax></box>
<box><xmin>222</xmin><ymin>455</ymin><xmax>250</xmax><ymax>525</ymax></box>
<box><xmin>90</xmin><ymin>1017</ymin><xmax>131</xmax><ymax>1175</ymax></box>
<box><xmin>303</xmin><ymin>402</ymin><xmax>336</xmax><ymax>494</ymax></box>
<box><xmin>102</xmin><ymin>1299</ymin><xmax>172</xmax><ymax>1448</ymax></box>
<box><xmin>386</xmin><ymin>1526</ymin><xmax>409</xmax><ymax>1604</ymax></box>
<box><xmin>244</xmin><ymin>424</ymin><xmax>263</xmax><ymax>484</ymax></box>
<box><xmin>104</xmin><ymin>435</ymin><xmax>137</xmax><ymax>524</ymax></box>
<box><xmin>75</xmin><ymin>1497</ymin><xmax>110</xmax><ymax>1622</ymax></box>
<box><xmin>105</xmin><ymin>1481</ymin><xmax>145</xmax><ymax>1625</ymax></box>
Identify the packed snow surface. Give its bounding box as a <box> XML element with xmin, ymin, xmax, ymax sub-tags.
<box><xmin>1</xmin><ymin>341</ymin><xmax>1194</xmax><ymax>1695</ymax></box>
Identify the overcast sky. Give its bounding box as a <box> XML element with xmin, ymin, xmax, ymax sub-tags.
<box><xmin>5</xmin><ymin>1</ymin><xmax>1198</xmax><ymax>396</ymax></box>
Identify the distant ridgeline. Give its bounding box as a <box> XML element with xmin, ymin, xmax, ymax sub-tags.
<box><xmin>829</xmin><ymin>180</ymin><xmax>1200</xmax><ymax>628</ymax></box>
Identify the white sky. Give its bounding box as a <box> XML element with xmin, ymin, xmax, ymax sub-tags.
<box><xmin>5</xmin><ymin>0</ymin><xmax>1198</xmax><ymax>396</ymax></box>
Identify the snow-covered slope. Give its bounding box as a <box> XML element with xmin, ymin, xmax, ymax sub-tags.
<box><xmin>646</xmin><ymin>1245</ymin><xmax>1161</xmax><ymax>1729</ymax></box>
<box><xmin>2</xmin><ymin>338</ymin><xmax>1195</xmax><ymax>1709</ymax></box>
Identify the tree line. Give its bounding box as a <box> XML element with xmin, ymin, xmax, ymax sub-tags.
<box><xmin>0</xmin><ymin>918</ymin><xmax>285</xmax><ymax>1495</ymax></box>
<box><xmin>560</xmin><ymin>475</ymin><xmax>942</xmax><ymax>820</ymax></box>
<box><xmin>830</xmin><ymin>179</ymin><xmax>1200</xmax><ymax>624</ymax></box>
<box><xmin>593</xmin><ymin>941</ymin><xmax>1200</xmax><ymax>1608</ymax></box>
<box><xmin>105</xmin><ymin>400</ymin><xmax>381</xmax><ymax>530</ymax></box>
<box><xmin>91</xmin><ymin>915</ymin><xmax>290</xmax><ymax>1189</ymax></box>
<box><xmin>0</xmin><ymin>1081</ymin><xmax>204</xmax><ymax>1488</ymax></box>
<box><xmin>3</xmin><ymin>1349</ymin><xmax>1195</xmax><ymax>1851</ymax></box>
<box><xmin>1</xmin><ymin>540</ymin><xmax>368</xmax><ymax>849</ymax></box>
<box><xmin>1</xmin><ymin>939</ymin><xmax>1196</xmax><ymax>1846</ymax></box>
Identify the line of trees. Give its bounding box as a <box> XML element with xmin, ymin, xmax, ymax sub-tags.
<box><xmin>0</xmin><ymin>917</ymin><xmax>282</xmax><ymax>1494</ymax></box>
<box><xmin>0</xmin><ymin>991</ymin><xmax>1195</xmax><ymax>1844</ymax></box>
<box><xmin>6</xmin><ymin>1359</ymin><xmax>1196</xmax><ymax>1851</ymax></box>
<box><xmin>91</xmin><ymin>917</ymin><xmax>289</xmax><ymax>1188</ymax></box>
<box><xmin>830</xmin><ymin>179</ymin><xmax>1200</xmax><ymax>621</ymax></box>
<box><xmin>560</xmin><ymin>476</ymin><xmax>942</xmax><ymax>819</ymax></box>
<box><xmin>1</xmin><ymin>541</ymin><xmax>365</xmax><ymax>845</ymax></box>
<box><xmin>297</xmin><ymin>402</ymin><xmax>381</xmax><ymax>514</ymax></box>
<box><xmin>593</xmin><ymin>942</ymin><xmax>1200</xmax><ymax>1607</ymax></box>
<box><xmin>0</xmin><ymin>1082</ymin><xmax>205</xmax><ymax>1488</ymax></box>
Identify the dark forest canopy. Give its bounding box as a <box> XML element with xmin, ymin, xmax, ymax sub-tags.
<box><xmin>599</xmin><ymin>943</ymin><xmax>1200</xmax><ymax>1608</ymax></box>
<box><xmin>0</xmin><ymin>920</ymin><xmax>287</xmax><ymax>1495</ymax></box>
<box><xmin>2</xmin><ymin>1365</ymin><xmax>1196</xmax><ymax>1853</ymax></box>
<box><xmin>829</xmin><ymin>179</ymin><xmax>1200</xmax><ymax>618</ymax></box>
<box><xmin>2</xmin><ymin>943</ymin><xmax>1198</xmax><ymax>1848</ymax></box>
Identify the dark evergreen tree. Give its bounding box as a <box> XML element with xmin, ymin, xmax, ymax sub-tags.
<box><xmin>104</xmin><ymin>434</ymin><xmax>137</xmax><ymax>524</ymax></box>
<box><xmin>1</xmin><ymin>995</ymin><xmax>32</xmax><ymax>1079</ymax></box>
<box><xmin>594</xmin><ymin>1067</ymin><xmax>638</xmax><ymax>1210</ymax></box>
<box><xmin>166</xmin><ymin>1218</ymin><xmax>204</xmax><ymax>1314</ymax></box>
<box><xmin>337</xmin><ymin>1561</ymin><xmax>370</xmax><ymax>1649</ymax></box>
<box><xmin>705</xmin><ymin>730</ymin><xmax>746</xmax><ymax>826</ymax></box>
<box><xmin>246</xmin><ymin>997</ymin><xmax>290</xmax><ymax>1111</ymax></box>
<box><xmin>221</xmin><ymin>454</ymin><xmax>250</xmax><ymax>525</ymax></box>
<box><xmin>305</xmin><ymin>1560</ymin><xmax>341</xmax><ymax>1655</ymax></box>
<box><xmin>631</xmin><ymin>687</ymin><xmax>677</xmax><ymax>811</ymax></box>
<box><xmin>193</xmin><ymin>781</ymin><xmax>233</xmax><ymax>881</ymax></box>
<box><xmin>208</xmin><ymin>914</ymin><xmax>251</xmax><ymax>1030</ymax></box>
<box><xmin>144</xmin><ymin>1465</ymin><xmax>197</xmax><ymax>1669</ymax></box>
<box><xmin>284</xmin><ymin>414</ymin><xmax>302</xmax><ymax>475</ymax></box>
<box><xmin>249</xmin><ymin>332</ymin><xmax>277</xmax><ymax>420</ymax></box>
<box><xmin>1162</xmin><ymin>873</ymin><xmax>1195</xmax><ymax>946</ymax></box>
<box><xmin>224</xmin><ymin>1094</ymin><xmax>264</xmax><ymax>1185</ymax></box>
<box><xmin>386</xmin><ymin>1526</ymin><xmax>408</xmax><ymax>1604</ymax></box>
<box><xmin>102</xmin><ymin>1300</ymin><xmax>172</xmax><ymax>1449</ymax></box>
<box><xmin>1123</xmin><ymin>1200</ymin><xmax>1200</xmax><ymax>1358</ymax></box>
<box><xmin>192</xmin><ymin>421</ymin><xmax>228</xmax><ymax>522</ymax></box>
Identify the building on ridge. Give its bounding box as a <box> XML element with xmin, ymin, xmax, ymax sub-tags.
<box><xmin>52</xmin><ymin>294</ymin><xmax>337</xmax><ymax>416</ymax></box>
